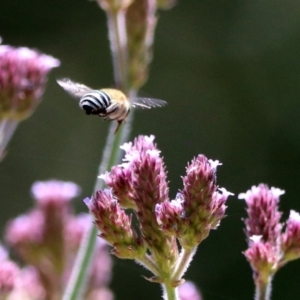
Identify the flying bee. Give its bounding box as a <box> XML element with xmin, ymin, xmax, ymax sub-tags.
<box><xmin>57</xmin><ymin>78</ymin><xmax>167</xmax><ymax>133</ymax></box>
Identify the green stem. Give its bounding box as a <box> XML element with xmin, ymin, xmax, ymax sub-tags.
<box><xmin>137</xmin><ymin>254</ymin><xmax>160</xmax><ymax>276</ymax></box>
<box><xmin>255</xmin><ymin>276</ymin><xmax>272</xmax><ymax>300</ymax></box>
<box><xmin>62</xmin><ymin>123</ymin><xmax>124</xmax><ymax>300</ymax></box>
<box><xmin>63</xmin><ymin>7</ymin><xmax>134</xmax><ymax>300</ymax></box>
<box><xmin>0</xmin><ymin>118</ymin><xmax>18</xmax><ymax>161</ymax></box>
<box><xmin>162</xmin><ymin>282</ymin><xmax>178</xmax><ymax>300</ymax></box>
<box><xmin>172</xmin><ymin>247</ymin><xmax>197</xmax><ymax>280</ymax></box>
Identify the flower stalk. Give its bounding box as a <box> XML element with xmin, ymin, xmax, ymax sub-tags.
<box><xmin>63</xmin><ymin>0</ymin><xmax>170</xmax><ymax>298</ymax></box>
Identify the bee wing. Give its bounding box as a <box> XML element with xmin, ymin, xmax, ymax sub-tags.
<box><xmin>56</xmin><ymin>78</ymin><xmax>92</xmax><ymax>99</ymax></box>
<box><xmin>130</xmin><ymin>97</ymin><xmax>167</xmax><ymax>109</ymax></box>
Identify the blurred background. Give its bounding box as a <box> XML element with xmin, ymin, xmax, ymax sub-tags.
<box><xmin>1</xmin><ymin>0</ymin><xmax>300</xmax><ymax>299</ymax></box>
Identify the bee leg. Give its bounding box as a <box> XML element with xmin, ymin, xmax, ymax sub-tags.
<box><xmin>114</xmin><ymin>121</ymin><xmax>123</xmax><ymax>134</ymax></box>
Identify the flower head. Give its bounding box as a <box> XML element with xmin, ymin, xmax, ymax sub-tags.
<box><xmin>162</xmin><ymin>155</ymin><xmax>231</xmax><ymax>249</ymax></box>
<box><xmin>0</xmin><ymin>261</ymin><xmax>19</xmax><ymax>296</ymax></box>
<box><xmin>244</xmin><ymin>235</ymin><xmax>278</xmax><ymax>283</ymax></box>
<box><xmin>281</xmin><ymin>210</ymin><xmax>300</xmax><ymax>262</ymax></box>
<box><xmin>31</xmin><ymin>180</ymin><xmax>80</xmax><ymax>206</ymax></box>
<box><xmin>93</xmin><ymin>135</ymin><xmax>231</xmax><ymax>283</ymax></box>
<box><xmin>85</xmin><ymin>189</ymin><xmax>146</xmax><ymax>259</ymax></box>
<box><xmin>239</xmin><ymin>184</ymin><xmax>283</xmax><ymax>246</ymax></box>
<box><xmin>0</xmin><ymin>45</ymin><xmax>59</xmax><ymax>121</ymax></box>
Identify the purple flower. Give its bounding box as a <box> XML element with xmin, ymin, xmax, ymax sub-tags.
<box><xmin>244</xmin><ymin>235</ymin><xmax>278</xmax><ymax>278</ymax></box>
<box><xmin>239</xmin><ymin>184</ymin><xmax>284</xmax><ymax>246</ymax></box>
<box><xmin>85</xmin><ymin>189</ymin><xmax>146</xmax><ymax>259</ymax></box>
<box><xmin>0</xmin><ymin>45</ymin><xmax>59</xmax><ymax>121</ymax></box>
<box><xmin>163</xmin><ymin>155</ymin><xmax>232</xmax><ymax>249</ymax></box>
<box><xmin>5</xmin><ymin>211</ymin><xmax>45</xmax><ymax>247</ymax></box>
<box><xmin>101</xmin><ymin>135</ymin><xmax>170</xmax><ymax>260</ymax></box>
<box><xmin>31</xmin><ymin>180</ymin><xmax>80</xmax><ymax>206</ymax></box>
<box><xmin>0</xmin><ymin>261</ymin><xmax>20</xmax><ymax>296</ymax></box>
<box><xmin>281</xmin><ymin>210</ymin><xmax>300</xmax><ymax>262</ymax></box>
<box><xmin>89</xmin><ymin>135</ymin><xmax>231</xmax><ymax>282</ymax></box>
<box><xmin>14</xmin><ymin>267</ymin><xmax>45</xmax><ymax>300</ymax></box>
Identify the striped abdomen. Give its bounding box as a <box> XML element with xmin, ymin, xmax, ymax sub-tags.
<box><xmin>79</xmin><ymin>90</ymin><xmax>111</xmax><ymax>115</ymax></box>
<box><xmin>79</xmin><ymin>89</ymin><xmax>130</xmax><ymax>122</ymax></box>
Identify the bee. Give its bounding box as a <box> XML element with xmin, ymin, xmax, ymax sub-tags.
<box><xmin>57</xmin><ymin>78</ymin><xmax>167</xmax><ymax>133</ymax></box>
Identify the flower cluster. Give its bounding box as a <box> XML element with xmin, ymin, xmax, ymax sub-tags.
<box><xmin>0</xmin><ymin>243</ymin><xmax>45</xmax><ymax>300</ymax></box>
<box><xmin>0</xmin><ymin>44</ymin><xmax>59</xmax><ymax>160</ymax></box>
<box><xmin>239</xmin><ymin>184</ymin><xmax>300</xmax><ymax>296</ymax></box>
<box><xmin>5</xmin><ymin>180</ymin><xmax>113</xmax><ymax>300</ymax></box>
<box><xmin>0</xmin><ymin>45</ymin><xmax>60</xmax><ymax>121</ymax></box>
<box><xmin>85</xmin><ymin>135</ymin><xmax>232</xmax><ymax>289</ymax></box>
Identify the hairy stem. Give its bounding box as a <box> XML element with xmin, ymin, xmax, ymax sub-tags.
<box><xmin>255</xmin><ymin>276</ymin><xmax>272</xmax><ymax>300</ymax></box>
<box><xmin>63</xmin><ymin>7</ymin><xmax>135</xmax><ymax>300</ymax></box>
<box><xmin>162</xmin><ymin>282</ymin><xmax>178</xmax><ymax>300</ymax></box>
<box><xmin>172</xmin><ymin>247</ymin><xmax>197</xmax><ymax>280</ymax></box>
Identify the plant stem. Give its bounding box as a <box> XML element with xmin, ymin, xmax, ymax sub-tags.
<box><xmin>172</xmin><ymin>247</ymin><xmax>197</xmax><ymax>280</ymax></box>
<box><xmin>162</xmin><ymin>281</ymin><xmax>178</xmax><ymax>300</ymax></box>
<box><xmin>62</xmin><ymin>123</ymin><xmax>124</xmax><ymax>300</ymax></box>
<box><xmin>255</xmin><ymin>276</ymin><xmax>272</xmax><ymax>300</ymax></box>
<box><xmin>137</xmin><ymin>254</ymin><xmax>160</xmax><ymax>276</ymax></box>
<box><xmin>107</xmin><ymin>9</ymin><xmax>128</xmax><ymax>90</ymax></box>
<box><xmin>63</xmin><ymin>7</ymin><xmax>134</xmax><ymax>300</ymax></box>
<box><xmin>0</xmin><ymin>118</ymin><xmax>18</xmax><ymax>161</ymax></box>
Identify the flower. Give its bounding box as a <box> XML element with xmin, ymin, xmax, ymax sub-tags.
<box><xmin>239</xmin><ymin>184</ymin><xmax>283</xmax><ymax>246</ymax></box>
<box><xmin>160</xmin><ymin>155</ymin><xmax>232</xmax><ymax>249</ymax></box>
<box><xmin>281</xmin><ymin>210</ymin><xmax>300</xmax><ymax>262</ymax></box>
<box><xmin>84</xmin><ymin>190</ymin><xmax>146</xmax><ymax>259</ymax></box>
<box><xmin>86</xmin><ymin>135</ymin><xmax>231</xmax><ymax>286</ymax></box>
<box><xmin>0</xmin><ymin>261</ymin><xmax>19</xmax><ymax>295</ymax></box>
<box><xmin>0</xmin><ymin>45</ymin><xmax>60</xmax><ymax>121</ymax></box>
<box><xmin>5</xmin><ymin>179</ymin><xmax>114</xmax><ymax>299</ymax></box>
<box><xmin>244</xmin><ymin>236</ymin><xmax>278</xmax><ymax>282</ymax></box>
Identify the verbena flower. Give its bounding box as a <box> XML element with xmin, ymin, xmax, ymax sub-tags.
<box><xmin>0</xmin><ymin>44</ymin><xmax>59</xmax><ymax>160</ymax></box>
<box><xmin>239</xmin><ymin>184</ymin><xmax>300</xmax><ymax>300</ymax></box>
<box><xmin>281</xmin><ymin>210</ymin><xmax>300</xmax><ymax>262</ymax></box>
<box><xmin>0</xmin><ymin>260</ymin><xmax>19</xmax><ymax>296</ymax></box>
<box><xmin>6</xmin><ymin>180</ymin><xmax>113</xmax><ymax>300</ymax></box>
<box><xmin>86</xmin><ymin>135</ymin><xmax>232</xmax><ymax>293</ymax></box>
<box><xmin>0</xmin><ymin>45</ymin><xmax>60</xmax><ymax>121</ymax></box>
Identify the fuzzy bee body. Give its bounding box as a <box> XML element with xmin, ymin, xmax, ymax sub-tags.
<box><xmin>57</xmin><ymin>78</ymin><xmax>166</xmax><ymax>133</ymax></box>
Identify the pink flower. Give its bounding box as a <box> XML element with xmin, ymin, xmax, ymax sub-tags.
<box><xmin>31</xmin><ymin>180</ymin><xmax>80</xmax><ymax>206</ymax></box>
<box><xmin>5</xmin><ymin>210</ymin><xmax>44</xmax><ymax>247</ymax></box>
<box><xmin>281</xmin><ymin>210</ymin><xmax>300</xmax><ymax>262</ymax></box>
<box><xmin>85</xmin><ymin>190</ymin><xmax>146</xmax><ymax>259</ymax></box>
<box><xmin>0</xmin><ymin>45</ymin><xmax>59</xmax><ymax>121</ymax></box>
<box><xmin>244</xmin><ymin>236</ymin><xmax>278</xmax><ymax>281</ymax></box>
<box><xmin>0</xmin><ymin>261</ymin><xmax>20</xmax><ymax>295</ymax></box>
<box><xmin>239</xmin><ymin>184</ymin><xmax>283</xmax><ymax>246</ymax></box>
<box><xmin>90</xmin><ymin>135</ymin><xmax>231</xmax><ymax>266</ymax></box>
